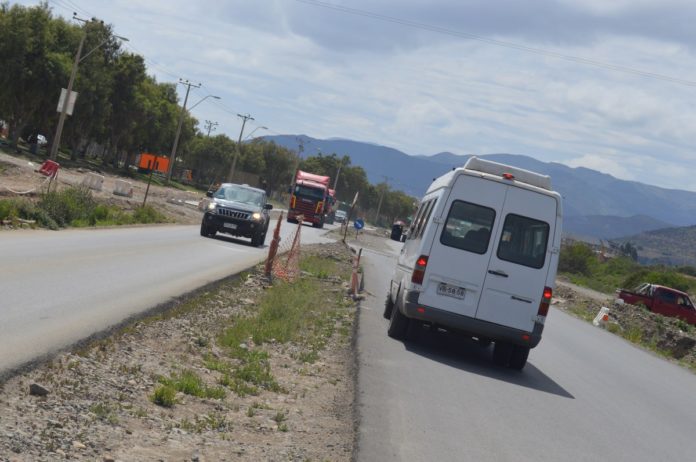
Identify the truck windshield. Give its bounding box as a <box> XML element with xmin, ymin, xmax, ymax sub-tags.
<box><xmin>295</xmin><ymin>185</ymin><xmax>325</xmax><ymax>201</ymax></box>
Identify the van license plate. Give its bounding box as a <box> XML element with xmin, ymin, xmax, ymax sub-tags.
<box><xmin>438</xmin><ymin>283</ymin><xmax>465</xmax><ymax>299</ymax></box>
<box><xmin>224</xmin><ymin>222</ymin><xmax>237</xmax><ymax>229</ymax></box>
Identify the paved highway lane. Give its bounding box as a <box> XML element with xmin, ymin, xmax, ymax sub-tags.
<box><xmin>356</xmin><ymin>248</ymin><xmax>696</xmax><ymax>461</ymax></box>
<box><xmin>0</xmin><ymin>222</ymin><xmax>332</xmax><ymax>375</ymax></box>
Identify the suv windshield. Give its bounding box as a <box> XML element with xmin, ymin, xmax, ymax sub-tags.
<box><xmin>214</xmin><ymin>186</ymin><xmax>264</xmax><ymax>207</ymax></box>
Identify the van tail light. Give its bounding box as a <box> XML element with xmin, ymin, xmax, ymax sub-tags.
<box><xmin>411</xmin><ymin>255</ymin><xmax>429</xmax><ymax>285</ymax></box>
<box><xmin>537</xmin><ymin>286</ymin><xmax>552</xmax><ymax>317</ymax></box>
<box><xmin>316</xmin><ymin>201</ymin><xmax>324</xmax><ymax>214</ymax></box>
<box><xmin>290</xmin><ymin>195</ymin><xmax>296</xmax><ymax>209</ymax></box>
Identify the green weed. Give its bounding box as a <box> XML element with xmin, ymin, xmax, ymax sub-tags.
<box><xmin>150</xmin><ymin>385</ymin><xmax>177</xmax><ymax>407</ymax></box>
<box><xmin>159</xmin><ymin>369</ymin><xmax>226</xmax><ymax>400</ymax></box>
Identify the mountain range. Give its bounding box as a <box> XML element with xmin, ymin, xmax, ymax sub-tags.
<box><xmin>264</xmin><ymin>135</ymin><xmax>696</xmax><ymax>240</ymax></box>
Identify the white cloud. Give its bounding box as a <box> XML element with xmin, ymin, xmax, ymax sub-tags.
<box><xmin>13</xmin><ymin>0</ymin><xmax>696</xmax><ymax>191</ymax></box>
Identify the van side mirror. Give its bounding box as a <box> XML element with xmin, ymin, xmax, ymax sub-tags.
<box><xmin>206</xmin><ymin>190</ymin><xmax>213</xmax><ymax>198</ymax></box>
<box><xmin>264</xmin><ymin>203</ymin><xmax>273</xmax><ymax>210</ymax></box>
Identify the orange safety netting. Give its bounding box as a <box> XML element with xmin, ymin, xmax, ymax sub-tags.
<box><xmin>271</xmin><ymin>220</ymin><xmax>302</xmax><ymax>282</ymax></box>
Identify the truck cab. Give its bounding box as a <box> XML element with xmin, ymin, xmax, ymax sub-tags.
<box><xmin>288</xmin><ymin>170</ymin><xmax>331</xmax><ymax>228</ymax></box>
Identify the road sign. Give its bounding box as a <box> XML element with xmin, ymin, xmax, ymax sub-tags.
<box><xmin>354</xmin><ymin>218</ymin><xmax>364</xmax><ymax>230</ymax></box>
<box><xmin>57</xmin><ymin>88</ymin><xmax>78</xmax><ymax>116</ymax></box>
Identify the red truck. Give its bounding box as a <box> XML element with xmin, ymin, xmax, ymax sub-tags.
<box><xmin>288</xmin><ymin>170</ymin><xmax>331</xmax><ymax>228</ymax></box>
<box><xmin>617</xmin><ymin>283</ymin><xmax>696</xmax><ymax>326</ymax></box>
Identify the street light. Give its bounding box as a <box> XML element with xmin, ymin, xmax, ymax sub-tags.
<box><xmin>188</xmin><ymin>94</ymin><xmax>221</xmax><ymax>112</ymax></box>
<box><xmin>50</xmin><ymin>16</ymin><xmax>128</xmax><ymax>160</ymax></box>
<box><xmin>166</xmin><ymin>89</ymin><xmax>220</xmax><ymax>182</ymax></box>
<box><xmin>243</xmin><ymin>126</ymin><xmax>268</xmax><ymax>141</ymax></box>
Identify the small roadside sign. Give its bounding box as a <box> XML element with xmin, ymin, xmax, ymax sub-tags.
<box><xmin>354</xmin><ymin>218</ymin><xmax>364</xmax><ymax>230</ymax></box>
<box><xmin>57</xmin><ymin>88</ymin><xmax>79</xmax><ymax>116</ymax></box>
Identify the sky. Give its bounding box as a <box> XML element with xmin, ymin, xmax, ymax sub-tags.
<box><xmin>16</xmin><ymin>0</ymin><xmax>696</xmax><ymax>190</ymax></box>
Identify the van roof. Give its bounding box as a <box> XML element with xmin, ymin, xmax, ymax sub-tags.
<box><xmin>426</xmin><ymin>156</ymin><xmax>554</xmax><ymax>194</ymax></box>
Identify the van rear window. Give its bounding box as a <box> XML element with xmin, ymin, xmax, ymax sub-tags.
<box><xmin>497</xmin><ymin>214</ymin><xmax>550</xmax><ymax>269</ymax></box>
<box><xmin>440</xmin><ymin>201</ymin><xmax>495</xmax><ymax>254</ymax></box>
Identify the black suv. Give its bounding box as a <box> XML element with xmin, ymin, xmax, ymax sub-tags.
<box><xmin>200</xmin><ymin>183</ymin><xmax>273</xmax><ymax>247</ymax></box>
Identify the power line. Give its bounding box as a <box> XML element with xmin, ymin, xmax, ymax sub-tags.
<box><xmin>295</xmin><ymin>0</ymin><xmax>696</xmax><ymax>88</ymax></box>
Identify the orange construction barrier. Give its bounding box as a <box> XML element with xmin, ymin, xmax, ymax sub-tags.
<box><xmin>37</xmin><ymin>160</ymin><xmax>60</xmax><ymax>178</ymax></box>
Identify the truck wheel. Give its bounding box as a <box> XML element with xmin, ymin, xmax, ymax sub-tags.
<box><xmin>383</xmin><ymin>291</ymin><xmax>395</xmax><ymax>319</ymax></box>
<box><xmin>509</xmin><ymin>345</ymin><xmax>530</xmax><ymax>370</ymax></box>
<box><xmin>387</xmin><ymin>299</ymin><xmax>410</xmax><ymax>340</ymax></box>
<box><xmin>492</xmin><ymin>341</ymin><xmax>513</xmax><ymax>367</ymax></box>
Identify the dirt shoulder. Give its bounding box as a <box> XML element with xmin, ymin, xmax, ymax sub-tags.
<box><xmin>0</xmin><ymin>149</ymin><xmax>204</xmax><ymax>226</ymax></box>
<box><xmin>0</xmin><ymin>242</ymin><xmax>357</xmax><ymax>461</ymax></box>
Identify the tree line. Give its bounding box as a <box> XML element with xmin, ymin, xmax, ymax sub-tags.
<box><xmin>0</xmin><ymin>2</ymin><xmax>415</xmax><ymax>225</ymax></box>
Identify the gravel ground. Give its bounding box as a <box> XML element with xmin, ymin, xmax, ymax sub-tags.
<box><xmin>0</xmin><ymin>243</ymin><xmax>357</xmax><ymax>462</ymax></box>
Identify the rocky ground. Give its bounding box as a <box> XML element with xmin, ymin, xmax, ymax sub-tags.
<box><xmin>0</xmin><ymin>243</ymin><xmax>357</xmax><ymax>462</ymax></box>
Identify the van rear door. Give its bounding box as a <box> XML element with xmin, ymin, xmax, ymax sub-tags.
<box><xmin>475</xmin><ymin>188</ymin><xmax>558</xmax><ymax>332</ymax></box>
<box><xmin>418</xmin><ymin>175</ymin><xmax>506</xmax><ymax>318</ymax></box>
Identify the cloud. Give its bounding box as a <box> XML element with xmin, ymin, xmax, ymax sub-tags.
<box><xmin>14</xmin><ymin>0</ymin><xmax>696</xmax><ymax>191</ymax></box>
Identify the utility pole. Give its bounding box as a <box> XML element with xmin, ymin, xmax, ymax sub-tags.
<box><xmin>292</xmin><ymin>137</ymin><xmax>307</xmax><ymax>179</ymax></box>
<box><xmin>50</xmin><ymin>32</ymin><xmax>85</xmax><ymax>161</ymax></box>
<box><xmin>204</xmin><ymin>120</ymin><xmax>218</xmax><ymax>137</ymax></box>
<box><xmin>167</xmin><ymin>79</ymin><xmax>201</xmax><ymax>182</ymax></box>
<box><xmin>333</xmin><ymin>156</ymin><xmax>345</xmax><ymax>191</ymax></box>
<box><xmin>227</xmin><ymin>113</ymin><xmax>254</xmax><ymax>182</ymax></box>
<box><xmin>374</xmin><ymin>176</ymin><xmax>391</xmax><ymax>225</ymax></box>
<box><xmin>50</xmin><ymin>15</ymin><xmax>128</xmax><ymax>160</ymax></box>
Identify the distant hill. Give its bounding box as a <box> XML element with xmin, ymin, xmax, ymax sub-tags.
<box><xmin>616</xmin><ymin>225</ymin><xmax>696</xmax><ymax>267</ymax></box>
<box><xmin>564</xmin><ymin>215</ymin><xmax>672</xmax><ymax>240</ymax></box>
<box><xmin>264</xmin><ymin>135</ymin><xmax>696</xmax><ymax>237</ymax></box>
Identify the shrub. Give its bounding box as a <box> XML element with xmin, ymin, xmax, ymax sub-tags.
<box><xmin>151</xmin><ymin>385</ymin><xmax>177</xmax><ymax>407</ymax></box>
<box><xmin>559</xmin><ymin>242</ymin><xmax>594</xmax><ymax>275</ymax></box>
<box><xmin>622</xmin><ymin>269</ymin><xmax>691</xmax><ymax>293</ymax></box>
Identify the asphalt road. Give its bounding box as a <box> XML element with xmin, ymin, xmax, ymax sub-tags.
<box><xmin>0</xmin><ymin>221</ymin><xmax>332</xmax><ymax>376</ymax></box>
<box><xmin>356</xmin><ymin>248</ymin><xmax>696</xmax><ymax>461</ymax></box>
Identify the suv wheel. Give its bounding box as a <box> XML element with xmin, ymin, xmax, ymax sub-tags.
<box><xmin>251</xmin><ymin>231</ymin><xmax>264</xmax><ymax>247</ymax></box>
<box><xmin>200</xmin><ymin>222</ymin><xmax>214</xmax><ymax>237</ymax></box>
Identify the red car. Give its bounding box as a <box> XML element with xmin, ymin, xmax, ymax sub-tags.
<box><xmin>617</xmin><ymin>283</ymin><xmax>696</xmax><ymax>326</ymax></box>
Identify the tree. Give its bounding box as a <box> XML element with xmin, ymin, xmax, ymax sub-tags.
<box><xmin>0</xmin><ymin>3</ymin><xmax>67</xmax><ymax>149</ymax></box>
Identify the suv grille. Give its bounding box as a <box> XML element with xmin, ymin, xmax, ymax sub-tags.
<box><xmin>217</xmin><ymin>207</ymin><xmax>250</xmax><ymax>220</ymax></box>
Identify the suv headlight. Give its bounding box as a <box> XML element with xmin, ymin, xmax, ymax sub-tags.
<box><xmin>251</xmin><ymin>212</ymin><xmax>262</xmax><ymax>221</ymax></box>
<box><xmin>207</xmin><ymin>202</ymin><xmax>216</xmax><ymax>211</ymax></box>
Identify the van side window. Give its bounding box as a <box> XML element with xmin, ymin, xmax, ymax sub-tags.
<box><xmin>409</xmin><ymin>202</ymin><xmax>425</xmax><ymax>236</ymax></box>
<box><xmin>417</xmin><ymin>199</ymin><xmax>437</xmax><ymax>238</ymax></box>
<box><xmin>440</xmin><ymin>200</ymin><xmax>495</xmax><ymax>254</ymax></box>
<box><xmin>497</xmin><ymin>214</ymin><xmax>550</xmax><ymax>269</ymax></box>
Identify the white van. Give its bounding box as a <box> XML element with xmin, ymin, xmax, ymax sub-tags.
<box><xmin>384</xmin><ymin>157</ymin><xmax>563</xmax><ymax>370</ymax></box>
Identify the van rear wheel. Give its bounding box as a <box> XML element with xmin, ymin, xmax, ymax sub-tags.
<box><xmin>387</xmin><ymin>301</ymin><xmax>410</xmax><ymax>340</ymax></box>
<box><xmin>383</xmin><ymin>292</ymin><xmax>394</xmax><ymax>319</ymax></box>
<box><xmin>492</xmin><ymin>341</ymin><xmax>513</xmax><ymax>367</ymax></box>
<box><xmin>509</xmin><ymin>345</ymin><xmax>530</xmax><ymax>370</ymax></box>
